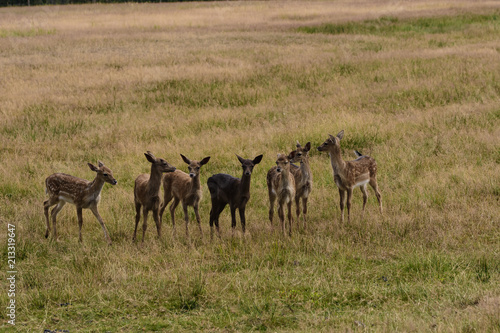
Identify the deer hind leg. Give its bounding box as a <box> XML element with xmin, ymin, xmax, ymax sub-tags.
<box><xmin>230</xmin><ymin>206</ymin><xmax>237</xmax><ymax>237</ymax></box>
<box><xmin>295</xmin><ymin>196</ymin><xmax>301</xmax><ymax>227</ymax></box>
<box><xmin>77</xmin><ymin>207</ymin><xmax>83</xmax><ymax>242</ymax></box>
<box><xmin>169</xmin><ymin>197</ymin><xmax>180</xmax><ymax>235</ymax></box>
<box><xmin>239</xmin><ymin>206</ymin><xmax>246</xmax><ymax>235</ymax></box>
<box><xmin>360</xmin><ymin>185</ymin><xmax>368</xmax><ymax>219</ymax></box>
<box><xmin>268</xmin><ymin>190</ymin><xmax>276</xmax><ymax>225</ymax></box>
<box><xmin>44</xmin><ymin>196</ymin><xmax>58</xmax><ymax>238</ymax></box>
<box><xmin>89</xmin><ymin>203</ymin><xmax>112</xmax><ymax>245</ymax></box>
<box><xmin>133</xmin><ymin>202</ymin><xmax>141</xmax><ymax>242</ymax></box>
<box><xmin>159</xmin><ymin>190</ymin><xmax>173</xmax><ymax>224</ymax></box>
<box><xmin>369</xmin><ymin>178</ymin><xmax>383</xmax><ymax>215</ymax></box>
<box><xmin>338</xmin><ymin>189</ymin><xmax>345</xmax><ymax>223</ymax></box>
<box><xmin>287</xmin><ymin>200</ymin><xmax>293</xmax><ymax>237</ymax></box>
<box><xmin>277</xmin><ymin>203</ymin><xmax>285</xmax><ymax>236</ymax></box>
<box><xmin>152</xmin><ymin>198</ymin><xmax>162</xmax><ymax>239</ymax></box>
<box><xmin>50</xmin><ymin>201</ymin><xmax>66</xmax><ymax>240</ymax></box>
<box><xmin>182</xmin><ymin>202</ymin><xmax>190</xmax><ymax>240</ymax></box>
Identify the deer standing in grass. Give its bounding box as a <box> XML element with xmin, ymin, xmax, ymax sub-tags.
<box><xmin>267</xmin><ymin>153</ymin><xmax>296</xmax><ymax>236</ymax></box>
<box><xmin>132</xmin><ymin>151</ymin><xmax>176</xmax><ymax>242</ymax></box>
<box><xmin>317</xmin><ymin>130</ymin><xmax>382</xmax><ymax>223</ymax></box>
<box><xmin>43</xmin><ymin>161</ymin><xmax>117</xmax><ymax>245</ymax></box>
<box><xmin>207</xmin><ymin>154</ymin><xmax>263</xmax><ymax>240</ymax></box>
<box><xmin>159</xmin><ymin>154</ymin><xmax>210</xmax><ymax>239</ymax></box>
<box><xmin>289</xmin><ymin>141</ymin><xmax>313</xmax><ymax>229</ymax></box>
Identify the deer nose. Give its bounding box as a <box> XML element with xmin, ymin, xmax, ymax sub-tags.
<box><xmin>112</xmin><ymin>179</ymin><xmax>118</xmax><ymax>185</ymax></box>
<box><xmin>189</xmin><ymin>173</ymin><xmax>195</xmax><ymax>178</ymax></box>
<box><xmin>276</xmin><ymin>168</ymin><xmax>282</xmax><ymax>172</ymax></box>
<box><xmin>245</xmin><ymin>171</ymin><xmax>251</xmax><ymax>176</ymax></box>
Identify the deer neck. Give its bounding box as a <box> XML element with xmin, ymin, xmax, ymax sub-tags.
<box><xmin>147</xmin><ymin>165</ymin><xmax>163</xmax><ymax>196</ymax></box>
<box><xmin>299</xmin><ymin>157</ymin><xmax>311</xmax><ymax>180</ymax></box>
<box><xmin>329</xmin><ymin>149</ymin><xmax>346</xmax><ymax>176</ymax></box>
<box><xmin>280</xmin><ymin>167</ymin><xmax>292</xmax><ymax>187</ymax></box>
<box><xmin>240</xmin><ymin>172</ymin><xmax>252</xmax><ymax>195</ymax></box>
<box><xmin>87</xmin><ymin>176</ymin><xmax>105</xmax><ymax>200</ymax></box>
<box><xmin>188</xmin><ymin>174</ymin><xmax>201</xmax><ymax>195</ymax></box>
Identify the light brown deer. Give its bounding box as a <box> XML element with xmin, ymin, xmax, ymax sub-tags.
<box><xmin>267</xmin><ymin>153</ymin><xmax>296</xmax><ymax>236</ymax></box>
<box><xmin>317</xmin><ymin>130</ymin><xmax>382</xmax><ymax>223</ymax></box>
<box><xmin>133</xmin><ymin>151</ymin><xmax>176</xmax><ymax>243</ymax></box>
<box><xmin>159</xmin><ymin>154</ymin><xmax>210</xmax><ymax>239</ymax></box>
<box><xmin>43</xmin><ymin>161</ymin><xmax>117</xmax><ymax>245</ymax></box>
<box><xmin>289</xmin><ymin>141</ymin><xmax>313</xmax><ymax>229</ymax></box>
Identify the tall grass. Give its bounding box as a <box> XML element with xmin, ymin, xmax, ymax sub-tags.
<box><xmin>0</xmin><ymin>1</ymin><xmax>499</xmax><ymax>331</ymax></box>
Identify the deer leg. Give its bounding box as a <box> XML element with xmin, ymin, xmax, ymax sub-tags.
<box><xmin>230</xmin><ymin>206</ymin><xmax>237</xmax><ymax>237</ymax></box>
<box><xmin>77</xmin><ymin>207</ymin><xmax>83</xmax><ymax>243</ymax></box>
<box><xmin>239</xmin><ymin>206</ymin><xmax>246</xmax><ymax>235</ymax></box>
<box><xmin>50</xmin><ymin>201</ymin><xmax>66</xmax><ymax>240</ymax></box>
<box><xmin>209</xmin><ymin>207</ymin><xmax>215</xmax><ymax>241</ymax></box>
<box><xmin>89</xmin><ymin>204</ymin><xmax>112</xmax><ymax>245</ymax></box>
<box><xmin>287</xmin><ymin>200</ymin><xmax>293</xmax><ymax>237</ymax></box>
<box><xmin>182</xmin><ymin>202</ymin><xmax>189</xmax><ymax>240</ymax></box>
<box><xmin>169</xmin><ymin>198</ymin><xmax>180</xmax><ymax>236</ymax></box>
<box><xmin>338</xmin><ymin>189</ymin><xmax>345</xmax><ymax>223</ymax></box>
<box><xmin>141</xmin><ymin>207</ymin><xmax>149</xmax><ymax>243</ymax></box>
<box><xmin>133</xmin><ymin>202</ymin><xmax>141</xmax><ymax>242</ymax></box>
<box><xmin>194</xmin><ymin>203</ymin><xmax>203</xmax><ymax>238</ymax></box>
<box><xmin>302</xmin><ymin>197</ymin><xmax>308</xmax><ymax>229</ymax></box>
<box><xmin>295</xmin><ymin>196</ymin><xmax>301</xmax><ymax>227</ymax></box>
<box><xmin>360</xmin><ymin>185</ymin><xmax>368</xmax><ymax>219</ymax></box>
<box><xmin>278</xmin><ymin>203</ymin><xmax>285</xmax><ymax>236</ymax></box>
<box><xmin>369</xmin><ymin>178</ymin><xmax>383</xmax><ymax>215</ymax></box>
<box><xmin>153</xmin><ymin>206</ymin><xmax>162</xmax><ymax>239</ymax></box>
<box><xmin>159</xmin><ymin>191</ymin><xmax>172</xmax><ymax>224</ymax></box>
<box><xmin>43</xmin><ymin>197</ymin><xmax>57</xmax><ymax>238</ymax></box>
<box><xmin>346</xmin><ymin>188</ymin><xmax>353</xmax><ymax>223</ymax></box>
<box><xmin>268</xmin><ymin>192</ymin><xmax>276</xmax><ymax>225</ymax></box>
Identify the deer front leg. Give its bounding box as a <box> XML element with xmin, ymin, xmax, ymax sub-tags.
<box><xmin>133</xmin><ymin>202</ymin><xmax>141</xmax><ymax>242</ymax></box>
<box><xmin>230</xmin><ymin>206</ymin><xmax>237</xmax><ymax>237</ymax></box>
<box><xmin>338</xmin><ymin>189</ymin><xmax>345</xmax><ymax>223</ymax></box>
<box><xmin>302</xmin><ymin>197</ymin><xmax>308</xmax><ymax>229</ymax></box>
<box><xmin>89</xmin><ymin>203</ymin><xmax>112</xmax><ymax>245</ymax></box>
<box><xmin>182</xmin><ymin>202</ymin><xmax>190</xmax><ymax>239</ymax></box>
<box><xmin>239</xmin><ymin>206</ymin><xmax>246</xmax><ymax>234</ymax></box>
<box><xmin>287</xmin><ymin>200</ymin><xmax>293</xmax><ymax>237</ymax></box>
<box><xmin>346</xmin><ymin>188</ymin><xmax>353</xmax><ymax>223</ymax></box>
<box><xmin>278</xmin><ymin>204</ymin><xmax>285</xmax><ymax>236</ymax></box>
<box><xmin>194</xmin><ymin>203</ymin><xmax>203</xmax><ymax>238</ymax></box>
<box><xmin>169</xmin><ymin>198</ymin><xmax>180</xmax><ymax>236</ymax></box>
<box><xmin>51</xmin><ymin>201</ymin><xmax>66</xmax><ymax>240</ymax></box>
<box><xmin>77</xmin><ymin>207</ymin><xmax>83</xmax><ymax>243</ymax></box>
<box><xmin>152</xmin><ymin>199</ymin><xmax>162</xmax><ymax>238</ymax></box>
<box><xmin>268</xmin><ymin>192</ymin><xmax>276</xmax><ymax>225</ymax></box>
<box><xmin>295</xmin><ymin>196</ymin><xmax>301</xmax><ymax>226</ymax></box>
<box><xmin>141</xmin><ymin>207</ymin><xmax>149</xmax><ymax>243</ymax></box>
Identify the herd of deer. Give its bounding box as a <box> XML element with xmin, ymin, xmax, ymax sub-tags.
<box><xmin>43</xmin><ymin>131</ymin><xmax>383</xmax><ymax>245</ymax></box>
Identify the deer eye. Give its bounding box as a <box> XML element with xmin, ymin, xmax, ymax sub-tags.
<box><xmin>103</xmin><ymin>173</ymin><xmax>108</xmax><ymax>177</ymax></box>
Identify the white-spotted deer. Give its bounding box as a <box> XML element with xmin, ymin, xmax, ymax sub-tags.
<box><xmin>133</xmin><ymin>151</ymin><xmax>176</xmax><ymax>242</ymax></box>
<box><xmin>289</xmin><ymin>141</ymin><xmax>313</xmax><ymax>229</ymax></box>
<box><xmin>159</xmin><ymin>154</ymin><xmax>210</xmax><ymax>239</ymax></box>
<box><xmin>43</xmin><ymin>161</ymin><xmax>117</xmax><ymax>245</ymax></box>
<box><xmin>317</xmin><ymin>130</ymin><xmax>382</xmax><ymax>223</ymax></box>
<box><xmin>207</xmin><ymin>154</ymin><xmax>263</xmax><ymax>240</ymax></box>
<box><xmin>267</xmin><ymin>153</ymin><xmax>296</xmax><ymax>236</ymax></box>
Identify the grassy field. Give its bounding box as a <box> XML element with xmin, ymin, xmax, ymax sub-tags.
<box><xmin>1</xmin><ymin>1</ymin><xmax>499</xmax><ymax>331</ymax></box>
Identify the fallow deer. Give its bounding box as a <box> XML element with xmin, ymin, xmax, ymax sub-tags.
<box><xmin>43</xmin><ymin>161</ymin><xmax>117</xmax><ymax>245</ymax></box>
<box><xmin>267</xmin><ymin>153</ymin><xmax>296</xmax><ymax>236</ymax></box>
<box><xmin>207</xmin><ymin>154</ymin><xmax>263</xmax><ymax>240</ymax></box>
<box><xmin>159</xmin><ymin>154</ymin><xmax>210</xmax><ymax>239</ymax></box>
<box><xmin>317</xmin><ymin>130</ymin><xmax>382</xmax><ymax>223</ymax></box>
<box><xmin>133</xmin><ymin>151</ymin><xmax>176</xmax><ymax>242</ymax></box>
<box><xmin>289</xmin><ymin>141</ymin><xmax>313</xmax><ymax>229</ymax></box>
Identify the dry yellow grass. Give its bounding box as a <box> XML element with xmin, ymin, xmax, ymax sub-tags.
<box><xmin>0</xmin><ymin>1</ymin><xmax>499</xmax><ymax>331</ymax></box>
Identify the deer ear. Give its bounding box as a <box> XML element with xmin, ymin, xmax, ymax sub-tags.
<box><xmin>98</xmin><ymin>161</ymin><xmax>104</xmax><ymax>167</ymax></box>
<box><xmin>288</xmin><ymin>151</ymin><xmax>296</xmax><ymax>160</ymax></box>
<box><xmin>180</xmin><ymin>154</ymin><xmax>191</xmax><ymax>165</ymax></box>
<box><xmin>200</xmin><ymin>156</ymin><xmax>211</xmax><ymax>166</ymax></box>
<box><xmin>252</xmin><ymin>154</ymin><xmax>263</xmax><ymax>165</ymax></box>
<box><xmin>296</xmin><ymin>140</ymin><xmax>301</xmax><ymax>148</ymax></box>
<box><xmin>88</xmin><ymin>163</ymin><xmax>99</xmax><ymax>172</ymax></box>
<box><xmin>145</xmin><ymin>152</ymin><xmax>156</xmax><ymax>163</ymax></box>
<box><xmin>304</xmin><ymin>142</ymin><xmax>311</xmax><ymax>151</ymax></box>
<box><xmin>328</xmin><ymin>134</ymin><xmax>336</xmax><ymax>142</ymax></box>
<box><xmin>337</xmin><ymin>130</ymin><xmax>344</xmax><ymax>140</ymax></box>
<box><xmin>236</xmin><ymin>154</ymin><xmax>245</xmax><ymax>164</ymax></box>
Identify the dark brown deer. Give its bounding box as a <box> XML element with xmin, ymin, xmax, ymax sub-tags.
<box><xmin>133</xmin><ymin>151</ymin><xmax>176</xmax><ymax>242</ymax></box>
<box><xmin>43</xmin><ymin>161</ymin><xmax>117</xmax><ymax>245</ymax></box>
<box><xmin>267</xmin><ymin>153</ymin><xmax>296</xmax><ymax>236</ymax></box>
<box><xmin>159</xmin><ymin>154</ymin><xmax>210</xmax><ymax>239</ymax></box>
<box><xmin>289</xmin><ymin>141</ymin><xmax>313</xmax><ymax>229</ymax></box>
<box><xmin>207</xmin><ymin>154</ymin><xmax>263</xmax><ymax>240</ymax></box>
<box><xmin>317</xmin><ymin>130</ymin><xmax>382</xmax><ymax>223</ymax></box>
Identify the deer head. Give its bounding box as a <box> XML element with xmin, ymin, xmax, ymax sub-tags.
<box><xmin>290</xmin><ymin>141</ymin><xmax>311</xmax><ymax>164</ymax></box>
<box><xmin>88</xmin><ymin>161</ymin><xmax>118</xmax><ymax>185</ymax></box>
<box><xmin>181</xmin><ymin>154</ymin><xmax>210</xmax><ymax>178</ymax></box>
<box><xmin>236</xmin><ymin>154</ymin><xmax>263</xmax><ymax>176</ymax></box>
<box><xmin>145</xmin><ymin>151</ymin><xmax>176</xmax><ymax>173</ymax></box>
<box><xmin>317</xmin><ymin>130</ymin><xmax>344</xmax><ymax>153</ymax></box>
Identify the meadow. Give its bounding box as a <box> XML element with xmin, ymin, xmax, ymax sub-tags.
<box><xmin>0</xmin><ymin>0</ymin><xmax>499</xmax><ymax>331</ymax></box>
